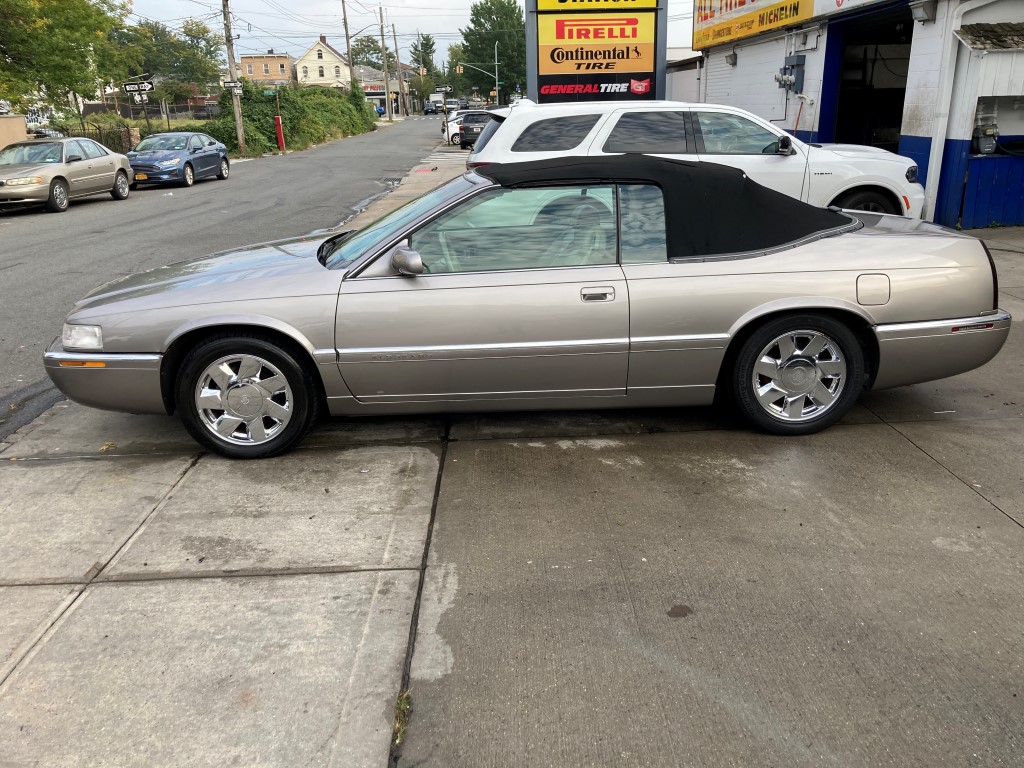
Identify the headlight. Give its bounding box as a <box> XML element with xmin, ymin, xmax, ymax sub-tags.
<box><xmin>62</xmin><ymin>324</ymin><xmax>103</xmax><ymax>350</ymax></box>
<box><xmin>5</xmin><ymin>176</ymin><xmax>43</xmax><ymax>186</ymax></box>
<box><xmin>906</xmin><ymin>165</ymin><xmax>919</xmax><ymax>184</ymax></box>
<box><xmin>158</xmin><ymin>158</ymin><xmax>182</xmax><ymax>167</ymax></box>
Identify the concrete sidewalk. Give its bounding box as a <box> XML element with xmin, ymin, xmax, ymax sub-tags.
<box><xmin>1</xmin><ymin>153</ymin><xmax>1022</xmax><ymax>767</ymax></box>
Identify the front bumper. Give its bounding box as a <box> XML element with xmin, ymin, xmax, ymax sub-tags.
<box><xmin>904</xmin><ymin>183</ymin><xmax>926</xmax><ymax>218</ymax></box>
<box><xmin>0</xmin><ymin>181</ymin><xmax>49</xmax><ymax>204</ymax></box>
<box><xmin>872</xmin><ymin>310</ymin><xmax>1012</xmax><ymax>389</ymax></box>
<box><xmin>129</xmin><ymin>165</ymin><xmax>183</xmax><ymax>184</ymax></box>
<box><xmin>43</xmin><ymin>338</ymin><xmax>168</xmax><ymax>415</ymax></box>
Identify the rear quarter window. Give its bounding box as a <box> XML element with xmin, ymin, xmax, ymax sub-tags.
<box><xmin>604</xmin><ymin>112</ymin><xmax>690</xmax><ymax>154</ymax></box>
<box><xmin>511</xmin><ymin>114</ymin><xmax>600</xmax><ymax>152</ymax></box>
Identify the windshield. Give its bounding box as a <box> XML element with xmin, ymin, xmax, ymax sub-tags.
<box><xmin>135</xmin><ymin>135</ymin><xmax>189</xmax><ymax>152</ymax></box>
<box><xmin>324</xmin><ymin>174</ymin><xmax>482</xmax><ymax>269</ymax></box>
<box><xmin>0</xmin><ymin>142</ymin><xmax>62</xmax><ymax>164</ymax></box>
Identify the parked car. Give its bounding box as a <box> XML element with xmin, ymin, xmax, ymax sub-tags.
<box><xmin>126</xmin><ymin>132</ymin><xmax>229</xmax><ymax>188</ymax></box>
<box><xmin>468</xmin><ymin>100</ymin><xmax>926</xmax><ymax>217</ymax></box>
<box><xmin>442</xmin><ymin>110</ymin><xmax>474</xmax><ymax>144</ymax></box>
<box><xmin>0</xmin><ymin>137</ymin><xmax>132</xmax><ymax>212</ymax></box>
<box><xmin>458</xmin><ymin>98</ymin><xmax>469</xmax><ymax>109</ymax></box>
<box><xmin>458</xmin><ymin>112</ymin><xmax>494</xmax><ymax>150</ymax></box>
<box><xmin>45</xmin><ymin>155</ymin><xmax>1009</xmax><ymax>458</ymax></box>
<box><xmin>424</xmin><ymin>102</ymin><xmax>438</xmax><ymax>115</ymax></box>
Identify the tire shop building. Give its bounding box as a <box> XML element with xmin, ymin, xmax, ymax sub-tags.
<box><xmin>693</xmin><ymin>0</ymin><xmax>1024</xmax><ymax>227</ymax></box>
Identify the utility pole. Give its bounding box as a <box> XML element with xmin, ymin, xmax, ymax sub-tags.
<box><xmin>220</xmin><ymin>0</ymin><xmax>246</xmax><ymax>154</ymax></box>
<box><xmin>340</xmin><ymin>0</ymin><xmax>357</xmax><ymax>89</ymax></box>
<box><xmin>494</xmin><ymin>41</ymin><xmax>499</xmax><ymax>106</ymax></box>
<box><xmin>391</xmin><ymin>24</ymin><xmax>408</xmax><ymax>117</ymax></box>
<box><xmin>416</xmin><ymin>30</ymin><xmax>425</xmax><ymax>113</ymax></box>
<box><xmin>379</xmin><ymin>6</ymin><xmax>392</xmax><ymax>121</ymax></box>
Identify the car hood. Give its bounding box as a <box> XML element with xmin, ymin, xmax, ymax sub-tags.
<box><xmin>0</xmin><ymin>162</ymin><xmax>53</xmax><ymax>178</ymax></box>
<box><xmin>73</xmin><ymin>235</ymin><xmax>340</xmax><ymax>315</ymax></box>
<box><xmin>126</xmin><ymin>149</ymin><xmax>184</xmax><ymax>163</ymax></box>
<box><xmin>810</xmin><ymin>143</ymin><xmax>913</xmax><ymax>165</ymax></box>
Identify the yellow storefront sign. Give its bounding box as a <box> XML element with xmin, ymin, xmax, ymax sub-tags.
<box><xmin>538</xmin><ymin>12</ymin><xmax>656</xmax><ymax>45</ymax></box>
<box><xmin>538</xmin><ymin>0</ymin><xmax>658</xmax><ymax>10</ymax></box>
<box><xmin>692</xmin><ymin>0</ymin><xmax>812</xmax><ymax>49</ymax></box>
<box><xmin>539</xmin><ymin>42</ymin><xmax>656</xmax><ymax>74</ymax></box>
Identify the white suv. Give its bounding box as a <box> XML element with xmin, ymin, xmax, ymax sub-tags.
<box><xmin>469</xmin><ymin>100</ymin><xmax>925</xmax><ymax>217</ymax></box>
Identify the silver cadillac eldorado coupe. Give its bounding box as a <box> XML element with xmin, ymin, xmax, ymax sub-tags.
<box><xmin>45</xmin><ymin>156</ymin><xmax>1010</xmax><ymax>458</ymax></box>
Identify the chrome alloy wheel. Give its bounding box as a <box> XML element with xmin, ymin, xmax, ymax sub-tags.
<box><xmin>751</xmin><ymin>330</ymin><xmax>847</xmax><ymax>423</ymax></box>
<box><xmin>116</xmin><ymin>173</ymin><xmax>129</xmax><ymax>196</ymax></box>
<box><xmin>194</xmin><ymin>354</ymin><xmax>293</xmax><ymax>445</ymax></box>
<box><xmin>53</xmin><ymin>183</ymin><xmax>68</xmax><ymax>208</ymax></box>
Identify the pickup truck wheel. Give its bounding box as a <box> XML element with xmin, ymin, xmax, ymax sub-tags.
<box><xmin>177</xmin><ymin>335</ymin><xmax>319</xmax><ymax>458</ymax></box>
<box><xmin>835</xmin><ymin>189</ymin><xmax>897</xmax><ymax>214</ymax></box>
<box><xmin>732</xmin><ymin>314</ymin><xmax>864</xmax><ymax>435</ymax></box>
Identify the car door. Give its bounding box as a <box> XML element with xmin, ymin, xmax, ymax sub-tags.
<box><xmin>80</xmin><ymin>140</ymin><xmax>116</xmax><ymax>191</ymax></box>
<box><xmin>188</xmin><ymin>134</ymin><xmax>214</xmax><ymax>176</ymax></box>
<box><xmin>692</xmin><ymin>109</ymin><xmax>809</xmax><ymax>202</ymax></box>
<box><xmin>335</xmin><ymin>184</ymin><xmax>629</xmax><ymax>404</ymax></box>
<box><xmin>62</xmin><ymin>140</ymin><xmax>96</xmax><ymax>195</ymax></box>
<box><xmin>589</xmin><ymin>108</ymin><xmax>699</xmax><ymax>162</ymax></box>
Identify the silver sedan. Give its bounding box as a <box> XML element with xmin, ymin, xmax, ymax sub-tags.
<box><xmin>45</xmin><ymin>156</ymin><xmax>1011</xmax><ymax>458</ymax></box>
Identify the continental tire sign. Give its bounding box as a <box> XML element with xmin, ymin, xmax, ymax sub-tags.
<box><xmin>527</xmin><ymin>0</ymin><xmax>666</xmax><ymax>102</ymax></box>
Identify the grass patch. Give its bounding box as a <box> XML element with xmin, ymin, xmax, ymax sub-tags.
<box><xmin>392</xmin><ymin>689</ymin><xmax>413</xmax><ymax>746</ymax></box>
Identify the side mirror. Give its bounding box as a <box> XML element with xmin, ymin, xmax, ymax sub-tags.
<box><xmin>391</xmin><ymin>246</ymin><xmax>424</xmax><ymax>276</ymax></box>
<box><xmin>777</xmin><ymin>135</ymin><xmax>792</xmax><ymax>155</ymax></box>
<box><xmin>66</xmin><ymin>155</ymin><xmax>83</xmax><ymax>163</ymax></box>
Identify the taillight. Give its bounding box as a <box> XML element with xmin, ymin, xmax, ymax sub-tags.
<box><xmin>466</xmin><ymin>161</ymin><xmax>491</xmax><ymax>169</ymax></box>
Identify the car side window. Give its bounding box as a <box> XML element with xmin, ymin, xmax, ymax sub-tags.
<box><xmin>64</xmin><ymin>140</ymin><xmax>86</xmax><ymax>161</ymax></box>
<box><xmin>696</xmin><ymin>112</ymin><xmax>781</xmax><ymax>155</ymax></box>
<box><xmin>80</xmin><ymin>140</ymin><xmax>107</xmax><ymax>159</ymax></box>
<box><xmin>201</xmin><ymin>134</ymin><xmax>217</xmax><ymax>146</ymax></box>
<box><xmin>511</xmin><ymin>115</ymin><xmax>600</xmax><ymax>152</ymax></box>
<box><xmin>605</xmin><ymin>112</ymin><xmax>690</xmax><ymax>154</ymax></box>
<box><xmin>618</xmin><ymin>185</ymin><xmax>667</xmax><ymax>263</ymax></box>
<box><xmin>410</xmin><ymin>185</ymin><xmax>617</xmax><ymax>274</ymax></box>
<box><xmin>189</xmin><ymin>135</ymin><xmax>204</xmax><ymax>151</ymax></box>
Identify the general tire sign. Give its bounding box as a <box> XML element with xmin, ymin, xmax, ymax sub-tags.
<box><xmin>527</xmin><ymin>0</ymin><xmax>666</xmax><ymax>103</ymax></box>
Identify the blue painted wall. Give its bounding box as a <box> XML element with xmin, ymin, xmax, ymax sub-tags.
<box><xmin>961</xmin><ymin>154</ymin><xmax>1024</xmax><ymax>229</ymax></box>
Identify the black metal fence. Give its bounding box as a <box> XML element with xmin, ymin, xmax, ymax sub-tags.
<box><xmin>49</xmin><ymin>125</ymin><xmax>140</xmax><ymax>154</ymax></box>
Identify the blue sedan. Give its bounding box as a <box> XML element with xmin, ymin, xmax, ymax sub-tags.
<box><xmin>126</xmin><ymin>132</ymin><xmax>229</xmax><ymax>188</ymax></box>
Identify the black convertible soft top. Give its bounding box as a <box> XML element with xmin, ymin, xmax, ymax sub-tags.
<box><xmin>476</xmin><ymin>155</ymin><xmax>854</xmax><ymax>259</ymax></box>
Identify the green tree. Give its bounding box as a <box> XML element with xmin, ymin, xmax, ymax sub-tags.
<box><xmin>0</xmin><ymin>0</ymin><xmax>130</xmax><ymax>109</ymax></box>
<box><xmin>113</xmin><ymin>19</ymin><xmax>222</xmax><ymax>103</ymax></box>
<box><xmin>351</xmin><ymin>35</ymin><xmax>396</xmax><ymax>71</ymax></box>
<box><xmin>443</xmin><ymin>43</ymin><xmax>469</xmax><ymax>98</ymax></box>
<box><xmin>409</xmin><ymin>33</ymin><xmax>437</xmax><ymax>75</ymax></box>
<box><xmin>460</xmin><ymin>0</ymin><xmax>526</xmax><ymax>103</ymax></box>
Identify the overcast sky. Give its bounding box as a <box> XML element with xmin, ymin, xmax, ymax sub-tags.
<box><xmin>129</xmin><ymin>0</ymin><xmax>695</xmax><ymax>67</ymax></box>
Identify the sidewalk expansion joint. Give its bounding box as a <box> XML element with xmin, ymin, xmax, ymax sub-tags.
<box><xmin>389</xmin><ymin>415</ymin><xmax>451</xmax><ymax>768</ymax></box>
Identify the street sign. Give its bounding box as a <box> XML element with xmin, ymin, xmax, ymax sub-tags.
<box><xmin>223</xmin><ymin>80</ymin><xmax>243</xmax><ymax>89</ymax></box>
<box><xmin>434</xmin><ymin>85</ymin><xmax>453</xmax><ymax>93</ymax></box>
<box><xmin>262</xmin><ymin>89</ymin><xmax>276</xmax><ymax>95</ymax></box>
<box><xmin>122</xmin><ymin>81</ymin><xmax>154</xmax><ymax>93</ymax></box>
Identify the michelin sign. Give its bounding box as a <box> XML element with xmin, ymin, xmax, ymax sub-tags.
<box><xmin>527</xmin><ymin>0</ymin><xmax>668</xmax><ymax>102</ymax></box>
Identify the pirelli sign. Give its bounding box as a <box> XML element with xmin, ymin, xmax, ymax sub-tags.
<box><xmin>527</xmin><ymin>0</ymin><xmax>666</xmax><ymax>103</ymax></box>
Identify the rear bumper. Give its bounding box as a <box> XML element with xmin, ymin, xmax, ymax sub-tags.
<box><xmin>43</xmin><ymin>338</ymin><xmax>168</xmax><ymax>415</ymax></box>
<box><xmin>872</xmin><ymin>310</ymin><xmax>1011</xmax><ymax>389</ymax></box>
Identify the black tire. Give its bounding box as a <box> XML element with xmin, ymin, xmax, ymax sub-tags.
<box><xmin>129</xmin><ymin>182</ymin><xmax>138</xmax><ymax>191</ymax></box>
<box><xmin>216</xmin><ymin>158</ymin><xmax>230</xmax><ymax>180</ymax></box>
<box><xmin>110</xmin><ymin>171</ymin><xmax>130</xmax><ymax>200</ymax></box>
<box><xmin>181</xmin><ymin>163</ymin><xmax>195</xmax><ymax>187</ymax></box>
<box><xmin>176</xmin><ymin>334</ymin><xmax>319</xmax><ymax>459</ymax></box>
<box><xmin>45</xmin><ymin>178</ymin><xmax>69</xmax><ymax>212</ymax></box>
<box><xmin>460</xmin><ymin>142</ymin><xmax>469</xmax><ymax>150</ymax></box>
<box><xmin>731</xmin><ymin>314</ymin><xmax>864</xmax><ymax>436</ymax></box>
<box><xmin>835</xmin><ymin>189</ymin><xmax>898</xmax><ymax>215</ymax></box>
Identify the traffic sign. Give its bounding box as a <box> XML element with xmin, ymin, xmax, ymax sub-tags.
<box><xmin>262</xmin><ymin>89</ymin><xmax>276</xmax><ymax>95</ymax></box>
<box><xmin>223</xmin><ymin>80</ymin><xmax>243</xmax><ymax>89</ymax></box>
<box><xmin>122</xmin><ymin>81</ymin><xmax>154</xmax><ymax>93</ymax></box>
<box><xmin>434</xmin><ymin>85</ymin><xmax>453</xmax><ymax>93</ymax></box>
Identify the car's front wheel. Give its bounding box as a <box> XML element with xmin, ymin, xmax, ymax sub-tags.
<box><xmin>45</xmin><ymin>178</ymin><xmax>69</xmax><ymax>212</ymax></box>
<box><xmin>181</xmin><ymin>163</ymin><xmax>195</xmax><ymax>187</ymax></box>
<box><xmin>176</xmin><ymin>334</ymin><xmax>319</xmax><ymax>458</ymax></box>
<box><xmin>110</xmin><ymin>171</ymin><xmax>130</xmax><ymax>200</ymax></box>
<box><xmin>731</xmin><ymin>314</ymin><xmax>864</xmax><ymax>435</ymax></box>
<box><xmin>835</xmin><ymin>189</ymin><xmax>898</xmax><ymax>214</ymax></box>
<box><xmin>217</xmin><ymin>158</ymin><xmax>229</xmax><ymax>180</ymax></box>
<box><xmin>450</xmin><ymin>133</ymin><xmax>460</xmax><ymax>145</ymax></box>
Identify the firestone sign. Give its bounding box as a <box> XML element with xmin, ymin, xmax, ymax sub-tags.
<box><xmin>527</xmin><ymin>0</ymin><xmax>666</xmax><ymax>103</ymax></box>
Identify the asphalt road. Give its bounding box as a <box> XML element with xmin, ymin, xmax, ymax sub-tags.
<box><xmin>0</xmin><ymin>116</ymin><xmax>443</xmax><ymax>435</ymax></box>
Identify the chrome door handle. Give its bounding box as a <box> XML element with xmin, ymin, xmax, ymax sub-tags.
<box><xmin>581</xmin><ymin>286</ymin><xmax>615</xmax><ymax>302</ymax></box>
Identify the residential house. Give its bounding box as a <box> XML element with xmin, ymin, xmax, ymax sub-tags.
<box><xmin>295</xmin><ymin>35</ymin><xmax>351</xmax><ymax>89</ymax></box>
<box><xmin>240</xmin><ymin>50</ymin><xmax>295</xmax><ymax>86</ymax></box>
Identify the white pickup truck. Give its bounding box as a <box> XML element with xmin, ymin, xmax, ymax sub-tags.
<box><xmin>469</xmin><ymin>100</ymin><xmax>925</xmax><ymax>217</ymax></box>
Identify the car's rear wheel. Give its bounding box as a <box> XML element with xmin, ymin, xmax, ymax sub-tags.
<box><xmin>835</xmin><ymin>189</ymin><xmax>898</xmax><ymax>214</ymax></box>
<box><xmin>45</xmin><ymin>179</ymin><xmax>69</xmax><ymax>212</ymax></box>
<box><xmin>181</xmin><ymin>163</ymin><xmax>194</xmax><ymax>187</ymax></box>
<box><xmin>110</xmin><ymin>171</ymin><xmax>130</xmax><ymax>200</ymax></box>
<box><xmin>177</xmin><ymin>335</ymin><xmax>319</xmax><ymax>458</ymax></box>
<box><xmin>731</xmin><ymin>314</ymin><xmax>864</xmax><ymax>435</ymax></box>
<box><xmin>217</xmin><ymin>158</ymin><xmax>229</xmax><ymax>180</ymax></box>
